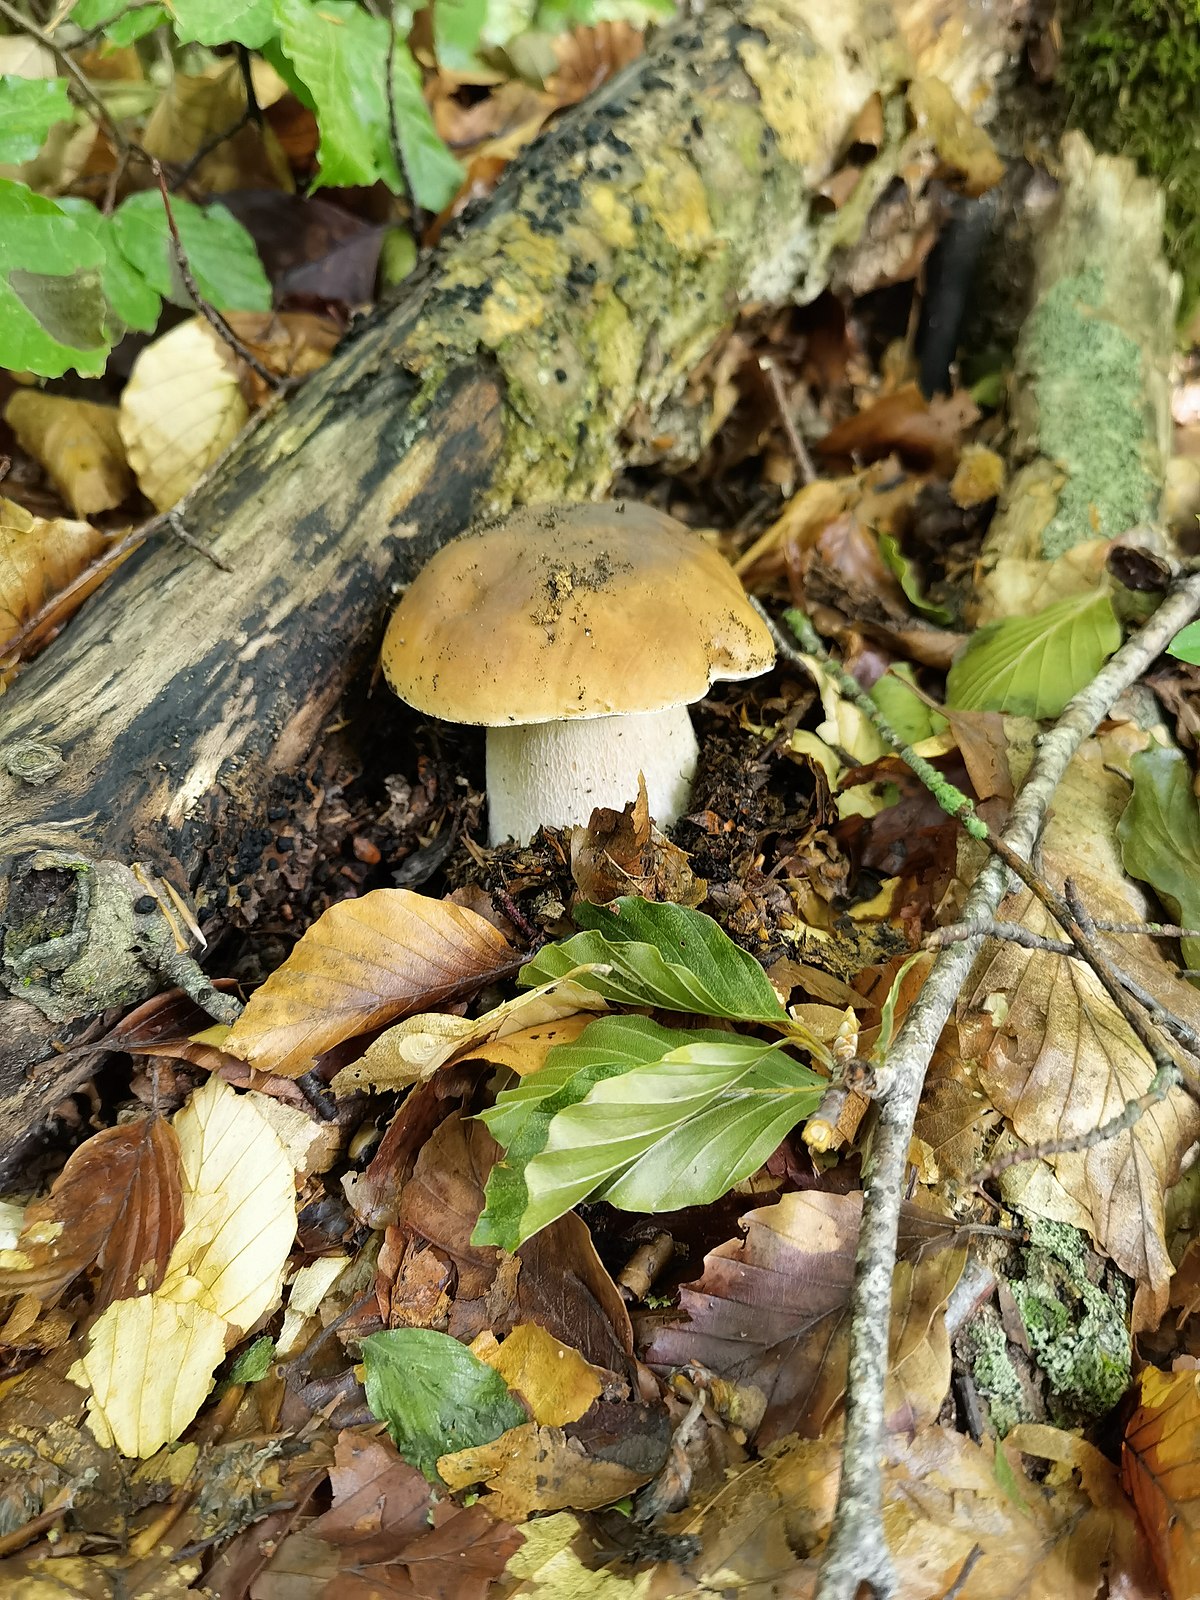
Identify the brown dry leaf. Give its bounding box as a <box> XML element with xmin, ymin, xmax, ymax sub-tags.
<box><xmin>438</xmin><ymin>1414</ymin><xmax>660</xmax><ymax>1522</ymax></box>
<box><xmin>223</xmin><ymin>309</ymin><xmax>341</xmax><ymax>402</ymax></box>
<box><xmin>118</xmin><ymin>317</ymin><xmax>249</xmax><ymax>512</ymax></box>
<box><xmin>957</xmin><ymin>728</ymin><xmax>1200</xmax><ymax>1310</ymax></box>
<box><xmin>641</xmin><ymin>1190</ymin><xmax>964</xmax><ymax>1444</ymax></box>
<box><xmin>817</xmin><ymin>382</ymin><xmax>979</xmax><ymax>474</ymax></box>
<box><xmin>1123</xmin><ymin>1365</ymin><xmax>1200</xmax><ymax>1596</ymax></box>
<box><xmin>0</xmin><ymin>495</ymin><xmax>109</xmax><ymax>658</ymax></box>
<box><xmin>225</xmin><ymin>889</ymin><xmax>517</xmax><ymax>1077</ymax></box>
<box><xmin>333</xmin><ymin>973</ymin><xmax>605</xmax><ymax>1095</ymax></box>
<box><xmin>906</xmin><ymin>76</ymin><xmax>1005</xmax><ymax>196</ymax></box>
<box><xmin>571</xmin><ymin>780</ymin><xmax>705</xmax><ymax>906</ymax></box>
<box><xmin>951</xmin><ymin>442</ymin><xmax>1006</xmax><ymax>508</ymax></box>
<box><xmin>142</xmin><ymin>60</ymin><xmax>292</xmax><ymax>192</ymax></box>
<box><xmin>460</xmin><ymin>1013</ymin><xmax>596</xmax><ymax>1076</ymax></box>
<box><xmin>254</xmin><ymin>1431</ymin><xmax>520</xmax><ymax>1600</ymax></box>
<box><xmin>546</xmin><ymin>21</ymin><xmax>644</xmax><ymax>101</ymax></box>
<box><xmin>480</xmin><ymin>1323</ymin><xmax>604</xmax><ymax>1427</ymax></box>
<box><xmin>0</xmin><ymin>1116</ymin><xmax>181</xmax><ymax>1312</ymax></box>
<box><xmin>4</xmin><ymin>392</ymin><xmax>133</xmax><ymax>516</ymax></box>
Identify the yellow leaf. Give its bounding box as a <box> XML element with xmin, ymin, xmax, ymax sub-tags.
<box><xmin>438</xmin><ymin>1421</ymin><xmax>649</xmax><ymax>1521</ymax></box>
<box><xmin>225</xmin><ymin>888</ymin><xmax>517</xmax><ymax>1077</ymax></box>
<box><xmin>481</xmin><ymin>1324</ymin><xmax>604</xmax><ymax>1427</ymax></box>
<box><xmin>1124</xmin><ymin>1365</ymin><xmax>1200</xmax><ymax>1597</ymax></box>
<box><xmin>333</xmin><ymin>973</ymin><xmax>606</xmax><ymax>1094</ymax></box>
<box><xmin>0</xmin><ymin>495</ymin><xmax>108</xmax><ymax>654</ymax></box>
<box><xmin>118</xmin><ymin>318</ymin><xmax>248</xmax><ymax>512</ymax></box>
<box><xmin>4</xmin><ymin>393</ymin><xmax>132</xmax><ymax>517</ymax></box>
<box><xmin>142</xmin><ymin>61</ymin><xmax>292</xmax><ymax>193</ymax></box>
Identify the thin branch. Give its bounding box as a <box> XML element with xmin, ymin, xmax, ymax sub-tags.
<box><xmin>368</xmin><ymin>0</ymin><xmax>427</xmax><ymax>237</ymax></box>
<box><xmin>973</xmin><ymin>1072</ymin><xmax>1176</xmax><ymax>1184</ymax></box>
<box><xmin>150</xmin><ymin>160</ymin><xmax>283</xmax><ymax>392</ymax></box>
<box><xmin>813</xmin><ymin>568</ymin><xmax>1200</xmax><ymax>1600</ymax></box>
<box><xmin>761</xmin><ymin>356</ymin><xmax>817</xmax><ymax>486</ymax></box>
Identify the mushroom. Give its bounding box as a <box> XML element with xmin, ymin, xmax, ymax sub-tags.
<box><xmin>381</xmin><ymin>502</ymin><xmax>775</xmax><ymax>846</ymax></box>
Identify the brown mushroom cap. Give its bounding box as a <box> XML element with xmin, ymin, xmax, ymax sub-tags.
<box><xmin>381</xmin><ymin>502</ymin><xmax>775</xmax><ymax>726</ymax></box>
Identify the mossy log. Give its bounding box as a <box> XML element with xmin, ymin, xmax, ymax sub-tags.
<box><xmin>0</xmin><ymin>0</ymin><xmax>1014</xmax><ymax>1161</ymax></box>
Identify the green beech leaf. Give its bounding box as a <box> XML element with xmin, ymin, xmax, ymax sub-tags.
<box><xmin>434</xmin><ymin>0</ymin><xmax>488</xmax><ymax>67</ymax></box>
<box><xmin>1167</xmin><ymin>621</ymin><xmax>1200</xmax><ymax>665</ymax></box>
<box><xmin>167</xmin><ymin>0</ymin><xmax>276</xmax><ymax>46</ymax></box>
<box><xmin>274</xmin><ymin>0</ymin><xmax>462</xmax><ymax>208</ymax></box>
<box><xmin>474</xmin><ymin>1016</ymin><xmax>823</xmax><ymax>1249</ymax></box>
<box><xmin>0</xmin><ymin>76</ymin><xmax>72</xmax><ymax>164</ymax></box>
<box><xmin>945</xmin><ymin>592</ymin><xmax>1121</xmax><ymax>719</ymax></box>
<box><xmin>109</xmin><ymin>192</ymin><xmax>270</xmax><ymax>312</ymax></box>
<box><xmin>869</xmin><ymin>663</ymin><xmax>947</xmax><ymax>746</ymax></box>
<box><xmin>55</xmin><ymin>197</ymin><xmax>161</xmax><ymax>334</ymax></box>
<box><xmin>362</xmin><ymin>1328</ymin><xmax>527</xmax><ymax>1483</ymax></box>
<box><xmin>520</xmin><ymin>897</ymin><xmax>787</xmax><ymax>1023</ymax></box>
<box><xmin>0</xmin><ymin>180</ymin><xmax>108</xmax><ymax>377</ymax></box>
<box><xmin>1118</xmin><ymin>744</ymin><xmax>1200</xmax><ymax>972</ymax></box>
<box><xmin>878</xmin><ymin>531</ymin><xmax>953</xmax><ymax>625</ymax></box>
<box><xmin>69</xmin><ymin>0</ymin><xmax>167</xmax><ymax>46</ymax></box>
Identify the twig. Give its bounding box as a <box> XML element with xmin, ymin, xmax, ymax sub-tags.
<box><xmin>150</xmin><ymin>160</ymin><xmax>283</xmax><ymax>392</ymax></box>
<box><xmin>973</xmin><ymin>1074</ymin><xmax>1176</xmax><ymax>1183</ymax></box>
<box><xmin>368</xmin><ymin>0</ymin><xmax>427</xmax><ymax>238</ymax></box>
<box><xmin>761</xmin><ymin>357</ymin><xmax>817</xmax><ymax>486</ymax></box>
<box><xmin>813</xmin><ymin>568</ymin><xmax>1200</xmax><ymax>1600</ymax></box>
<box><xmin>942</xmin><ymin>1546</ymin><xmax>983</xmax><ymax>1600</ymax></box>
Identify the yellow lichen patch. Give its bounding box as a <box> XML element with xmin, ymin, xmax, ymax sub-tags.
<box><xmin>585</xmin><ymin>185</ymin><xmax>637</xmax><ymax>249</ymax></box>
<box><xmin>638</xmin><ymin>158</ymin><xmax>712</xmax><ymax>253</ymax></box>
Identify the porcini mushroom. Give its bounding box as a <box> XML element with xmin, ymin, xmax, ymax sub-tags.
<box><xmin>381</xmin><ymin>502</ymin><xmax>774</xmax><ymax>845</ymax></box>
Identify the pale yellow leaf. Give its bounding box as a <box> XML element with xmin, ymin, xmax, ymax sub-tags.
<box><xmin>4</xmin><ymin>393</ymin><xmax>132</xmax><ymax>516</ymax></box>
<box><xmin>0</xmin><ymin>495</ymin><xmax>108</xmax><ymax>646</ymax></box>
<box><xmin>164</xmin><ymin>1074</ymin><xmax>296</xmax><ymax>1332</ymax></box>
<box><xmin>334</xmin><ymin>974</ymin><xmax>607</xmax><ymax>1094</ymax></box>
<box><xmin>118</xmin><ymin>318</ymin><xmax>248</xmax><ymax>512</ymax></box>
<box><xmin>67</xmin><ymin>1292</ymin><xmax>227</xmax><ymax>1458</ymax></box>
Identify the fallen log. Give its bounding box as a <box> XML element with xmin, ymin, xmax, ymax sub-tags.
<box><xmin>0</xmin><ymin>0</ymin><xmax>1015</xmax><ymax>1159</ymax></box>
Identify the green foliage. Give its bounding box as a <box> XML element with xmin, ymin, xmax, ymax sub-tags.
<box><xmin>520</xmin><ymin>896</ymin><xmax>789</xmax><ymax>1022</ymax></box>
<box><xmin>226</xmin><ymin>1335</ymin><xmax>276</xmax><ymax>1385</ymax></box>
<box><xmin>362</xmin><ymin>1327</ymin><xmax>527</xmax><ymax>1482</ymax></box>
<box><xmin>109</xmin><ymin>191</ymin><xmax>271</xmax><ymax>311</ymax></box>
<box><xmin>0</xmin><ymin>76</ymin><xmax>71</xmax><ymax>163</ymax></box>
<box><xmin>868</xmin><ymin>664</ymin><xmax>947</xmax><ymax>747</ymax></box>
<box><xmin>0</xmin><ymin>181</ymin><xmax>109</xmax><ymax>377</ymax></box>
<box><xmin>69</xmin><ymin>0</ymin><xmax>168</xmax><ymax>46</ymax></box>
<box><xmin>945</xmin><ymin>592</ymin><xmax>1121</xmax><ymax>718</ymax></box>
<box><xmin>1059</xmin><ymin>0</ymin><xmax>1200</xmax><ymax>314</ymax></box>
<box><xmin>1117</xmin><ymin>743</ymin><xmax>1200</xmax><ymax>971</ymax></box>
<box><xmin>474</xmin><ymin>1016</ymin><xmax>824</xmax><ymax>1249</ymax></box>
<box><xmin>1167</xmin><ymin>620</ymin><xmax>1200</xmax><ymax>664</ymax></box>
<box><xmin>877</xmin><ymin>532</ymin><xmax>953</xmax><ymax>625</ymax></box>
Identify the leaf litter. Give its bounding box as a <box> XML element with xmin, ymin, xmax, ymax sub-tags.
<box><xmin>2</xmin><ymin>10</ymin><xmax>1200</xmax><ymax>1599</ymax></box>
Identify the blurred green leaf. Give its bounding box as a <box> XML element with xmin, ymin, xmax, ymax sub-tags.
<box><xmin>168</xmin><ymin>0</ymin><xmax>276</xmax><ymax>46</ymax></box>
<box><xmin>945</xmin><ymin>592</ymin><xmax>1120</xmax><ymax>719</ymax></box>
<box><xmin>0</xmin><ymin>76</ymin><xmax>72</xmax><ymax>164</ymax></box>
<box><xmin>878</xmin><ymin>531</ymin><xmax>953</xmax><ymax>625</ymax></box>
<box><xmin>0</xmin><ymin>180</ymin><xmax>108</xmax><ymax>377</ymax></box>
<box><xmin>69</xmin><ymin>0</ymin><xmax>168</xmax><ymax>46</ymax></box>
<box><xmin>520</xmin><ymin>897</ymin><xmax>787</xmax><ymax>1022</ymax></box>
<box><xmin>55</xmin><ymin>197</ymin><xmax>161</xmax><ymax>333</ymax></box>
<box><xmin>434</xmin><ymin>0</ymin><xmax>488</xmax><ymax>68</ymax></box>
<box><xmin>1118</xmin><ymin>743</ymin><xmax>1200</xmax><ymax>972</ymax></box>
<box><xmin>869</xmin><ymin>663</ymin><xmax>947</xmax><ymax>746</ymax></box>
<box><xmin>1167</xmin><ymin>620</ymin><xmax>1200</xmax><ymax>665</ymax></box>
<box><xmin>109</xmin><ymin>192</ymin><xmax>270</xmax><ymax>312</ymax></box>
<box><xmin>362</xmin><ymin>1328</ymin><xmax>526</xmax><ymax>1483</ymax></box>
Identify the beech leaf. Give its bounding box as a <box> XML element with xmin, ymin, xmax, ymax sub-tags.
<box><xmin>945</xmin><ymin>591</ymin><xmax>1121</xmax><ymax>718</ymax></box>
<box><xmin>225</xmin><ymin>888</ymin><xmax>516</xmax><ymax>1076</ymax></box>
<box><xmin>1118</xmin><ymin>742</ymin><xmax>1200</xmax><ymax>971</ymax></box>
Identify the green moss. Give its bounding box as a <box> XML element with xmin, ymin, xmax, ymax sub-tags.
<box><xmin>1060</xmin><ymin>0</ymin><xmax>1200</xmax><ymax>314</ymax></box>
<box><xmin>1021</xmin><ymin>268</ymin><xmax>1159</xmax><ymax>555</ymax></box>
<box><xmin>1010</xmin><ymin>1219</ymin><xmax>1131</xmax><ymax>1425</ymax></box>
<box><xmin>968</xmin><ymin>1316</ymin><xmax>1028</xmax><ymax>1437</ymax></box>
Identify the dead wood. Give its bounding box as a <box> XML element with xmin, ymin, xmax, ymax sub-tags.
<box><xmin>0</xmin><ymin>0</ymin><xmax>1014</xmax><ymax>1159</ymax></box>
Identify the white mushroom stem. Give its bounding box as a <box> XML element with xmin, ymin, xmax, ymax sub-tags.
<box><xmin>485</xmin><ymin>705</ymin><xmax>700</xmax><ymax>846</ymax></box>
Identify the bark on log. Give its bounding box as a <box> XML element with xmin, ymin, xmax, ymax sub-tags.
<box><xmin>0</xmin><ymin>0</ymin><xmax>1014</xmax><ymax>1159</ymax></box>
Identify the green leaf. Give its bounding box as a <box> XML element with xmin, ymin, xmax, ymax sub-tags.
<box><xmin>945</xmin><ymin>592</ymin><xmax>1121</xmax><ymax>719</ymax></box>
<box><xmin>0</xmin><ymin>180</ymin><xmax>109</xmax><ymax>377</ymax></box>
<box><xmin>1167</xmin><ymin>621</ymin><xmax>1200</xmax><ymax>665</ymax></box>
<box><xmin>434</xmin><ymin>0</ymin><xmax>488</xmax><ymax>67</ymax></box>
<box><xmin>878</xmin><ymin>532</ymin><xmax>953</xmax><ymax>625</ymax></box>
<box><xmin>1117</xmin><ymin>744</ymin><xmax>1200</xmax><ymax>972</ymax></box>
<box><xmin>519</xmin><ymin>897</ymin><xmax>787</xmax><ymax>1023</ymax></box>
<box><xmin>167</xmin><ymin>0</ymin><xmax>276</xmax><ymax>46</ymax></box>
<box><xmin>869</xmin><ymin>663</ymin><xmax>947</xmax><ymax>746</ymax></box>
<box><xmin>227</xmin><ymin>1335</ymin><xmax>275</xmax><ymax>1385</ymax></box>
<box><xmin>109</xmin><ymin>192</ymin><xmax>270</xmax><ymax>312</ymax></box>
<box><xmin>362</xmin><ymin>1328</ymin><xmax>527</xmax><ymax>1483</ymax></box>
<box><xmin>0</xmin><ymin>76</ymin><xmax>72</xmax><ymax>164</ymax></box>
<box><xmin>475</xmin><ymin>1016</ymin><xmax>823</xmax><ymax>1248</ymax></box>
<box><xmin>70</xmin><ymin>0</ymin><xmax>168</xmax><ymax>46</ymax></box>
<box><xmin>274</xmin><ymin>0</ymin><xmax>462</xmax><ymax>208</ymax></box>
<box><xmin>55</xmin><ymin>197</ymin><xmax>161</xmax><ymax>334</ymax></box>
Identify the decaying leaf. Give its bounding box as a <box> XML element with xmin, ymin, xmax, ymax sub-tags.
<box><xmin>0</xmin><ymin>1115</ymin><xmax>182</xmax><ymax>1312</ymax></box>
<box><xmin>118</xmin><ymin>317</ymin><xmax>249</xmax><ymax>512</ymax></box>
<box><xmin>333</xmin><ymin>973</ymin><xmax>607</xmax><ymax>1095</ymax></box>
<box><xmin>817</xmin><ymin>382</ymin><xmax>978</xmax><ymax>474</ymax></box>
<box><xmin>1123</xmin><ymin>1365</ymin><xmax>1200</xmax><ymax>1596</ymax></box>
<box><xmin>477</xmin><ymin>1323</ymin><xmax>605</xmax><ymax>1428</ymax></box>
<box><xmin>69</xmin><ymin>1076</ymin><xmax>296</xmax><ymax>1457</ymax></box>
<box><xmin>642</xmin><ymin>1189</ymin><xmax>964</xmax><ymax>1443</ymax></box>
<box><xmin>0</xmin><ymin>494</ymin><xmax>109</xmax><ymax>660</ymax></box>
<box><xmin>4</xmin><ymin>391</ymin><xmax>133</xmax><ymax>516</ymax></box>
<box><xmin>570</xmin><ymin>780</ymin><xmax>706</xmax><ymax>907</ymax></box>
<box><xmin>225</xmin><ymin>888</ymin><xmax>517</xmax><ymax>1077</ymax></box>
<box><xmin>142</xmin><ymin>60</ymin><xmax>292</xmax><ymax>194</ymax></box>
<box><xmin>958</xmin><ymin>729</ymin><xmax>1200</xmax><ymax>1311</ymax></box>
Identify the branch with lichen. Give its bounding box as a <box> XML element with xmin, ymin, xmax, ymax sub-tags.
<box><xmin>811</xmin><ymin>568</ymin><xmax>1200</xmax><ymax>1600</ymax></box>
